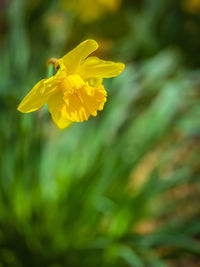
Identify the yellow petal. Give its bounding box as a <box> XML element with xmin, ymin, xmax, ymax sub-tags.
<box><xmin>17</xmin><ymin>78</ymin><xmax>57</xmax><ymax>113</ymax></box>
<box><xmin>85</xmin><ymin>77</ymin><xmax>103</xmax><ymax>87</ymax></box>
<box><xmin>63</xmin><ymin>85</ymin><xmax>107</xmax><ymax>122</ymax></box>
<box><xmin>58</xmin><ymin>40</ymin><xmax>98</xmax><ymax>75</ymax></box>
<box><xmin>79</xmin><ymin>56</ymin><xmax>125</xmax><ymax>79</ymax></box>
<box><xmin>48</xmin><ymin>92</ymin><xmax>72</xmax><ymax>129</ymax></box>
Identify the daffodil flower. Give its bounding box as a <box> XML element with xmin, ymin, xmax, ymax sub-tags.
<box><xmin>18</xmin><ymin>40</ymin><xmax>125</xmax><ymax>129</ymax></box>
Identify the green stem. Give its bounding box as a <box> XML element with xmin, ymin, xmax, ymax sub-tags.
<box><xmin>46</xmin><ymin>63</ymin><xmax>54</xmax><ymax>78</ymax></box>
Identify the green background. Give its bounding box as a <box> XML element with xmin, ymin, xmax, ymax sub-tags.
<box><xmin>1</xmin><ymin>0</ymin><xmax>200</xmax><ymax>266</ymax></box>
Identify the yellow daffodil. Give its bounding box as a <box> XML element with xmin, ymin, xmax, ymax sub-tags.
<box><xmin>18</xmin><ymin>40</ymin><xmax>125</xmax><ymax>129</ymax></box>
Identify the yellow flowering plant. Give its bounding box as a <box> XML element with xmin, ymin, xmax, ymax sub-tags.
<box><xmin>18</xmin><ymin>40</ymin><xmax>125</xmax><ymax>129</ymax></box>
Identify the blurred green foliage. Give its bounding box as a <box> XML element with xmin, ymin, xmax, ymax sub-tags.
<box><xmin>1</xmin><ymin>0</ymin><xmax>200</xmax><ymax>266</ymax></box>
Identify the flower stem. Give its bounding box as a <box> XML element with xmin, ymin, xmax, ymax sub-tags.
<box><xmin>46</xmin><ymin>63</ymin><xmax>55</xmax><ymax>78</ymax></box>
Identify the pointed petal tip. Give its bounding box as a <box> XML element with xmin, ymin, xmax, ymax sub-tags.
<box><xmin>53</xmin><ymin>119</ymin><xmax>72</xmax><ymax>130</ymax></box>
<box><xmin>56</xmin><ymin>124</ymin><xmax>69</xmax><ymax>130</ymax></box>
<box><xmin>17</xmin><ymin>105</ymin><xmax>21</xmax><ymax>112</ymax></box>
<box><xmin>17</xmin><ymin>103</ymin><xmax>26</xmax><ymax>113</ymax></box>
<box><xmin>17</xmin><ymin>102</ymin><xmax>38</xmax><ymax>113</ymax></box>
<box><xmin>114</xmin><ymin>62</ymin><xmax>125</xmax><ymax>77</ymax></box>
<box><xmin>84</xmin><ymin>39</ymin><xmax>99</xmax><ymax>50</ymax></box>
<box><xmin>118</xmin><ymin>62</ymin><xmax>125</xmax><ymax>72</ymax></box>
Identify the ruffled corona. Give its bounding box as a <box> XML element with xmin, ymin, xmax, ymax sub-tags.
<box><xmin>18</xmin><ymin>40</ymin><xmax>125</xmax><ymax>129</ymax></box>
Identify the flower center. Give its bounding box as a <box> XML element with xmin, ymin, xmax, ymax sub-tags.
<box><xmin>61</xmin><ymin>74</ymin><xmax>85</xmax><ymax>95</ymax></box>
